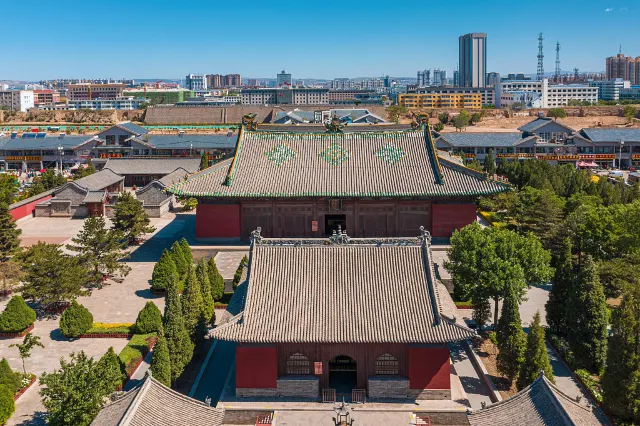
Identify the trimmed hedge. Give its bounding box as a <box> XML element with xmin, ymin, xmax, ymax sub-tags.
<box><xmin>133</xmin><ymin>302</ymin><xmax>163</xmax><ymax>334</ymax></box>
<box><xmin>85</xmin><ymin>323</ymin><xmax>134</xmax><ymax>335</ymax></box>
<box><xmin>0</xmin><ymin>384</ymin><xmax>15</xmax><ymax>425</ymax></box>
<box><xmin>118</xmin><ymin>334</ymin><xmax>156</xmax><ymax>377</ymax></box>
<box><xmin>59</xmin><ymin>301</ymin><xmax>93</xmax><ymax>338</ymax></box>
<box><xmin>0</xmin><ymin>296</ymin><xmax>36</xmax><ymax>333</ymax></box>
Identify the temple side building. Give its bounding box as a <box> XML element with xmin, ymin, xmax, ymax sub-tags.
<box><xmin>167</xmin><ymin>123</ymin><xmax>510</xmax><ymax>240</ymax></box>
<box><xmin>210</xmin><ymin>227</ymin><xmax>475</xmax><ymax>401</ymax></box>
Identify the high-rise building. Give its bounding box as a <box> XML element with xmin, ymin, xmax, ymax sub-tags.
<box><xmin>185</xmin><ymin>74</ymin><xmax>207</xmax><ymax>91</ymax></box>
<box><xmin>206</xmin><ymin>74</ymin><xmax>222</xmax><ymax>88</ymax></box>
<box><xmin>453</xmin><ymin>70</ymin><xmax>460</xmax><ymax>87</ymax></box>
<box><xmin>606</xmin><ymin>54</ymin><xmax>640</xmax><ymax>85</ymax></box>
<box><xmin>224</xmin><ymin>74</ymin><xmax>242</xmax><ymax>87</ymax></box>
<box><xmin>417</xmin><ymin>70</ymin><xmax>427</xmax><ymax>87</ymax></box>
<box><xmin>459</xmin><ymin>33</ymin><xmax>487</xmax><ymax>88</ymax></box>
<box><xmin>486</xmin><ymin>72</ymin><xmax>501</xmax><ymax>87</ymax></box>
<box><xmin>277</xmin><ymin>70</ymin><xmax>292</xmax><ymax>87</ymax></box>
<box><xmin>432</xmin><ymin>69</ymin><xmax>446</xmax><ymax>86</ymax></box>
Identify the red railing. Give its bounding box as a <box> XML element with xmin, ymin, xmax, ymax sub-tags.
<box><xmin>255</xmin><ymin>413</ymin><xmax>273</xmax><ymax>425</ymax></box>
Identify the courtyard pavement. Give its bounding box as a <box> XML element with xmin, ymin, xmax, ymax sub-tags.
<box><xmin>1</xmin><ymin>212</ymin><xmax>199</xmax><ymax>425</ymax></box>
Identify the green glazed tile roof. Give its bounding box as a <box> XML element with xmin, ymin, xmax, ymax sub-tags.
<box><xmin>167</xmin><ymin>129</ymin><xmax>510</xmax><ymax>198</ymax></box>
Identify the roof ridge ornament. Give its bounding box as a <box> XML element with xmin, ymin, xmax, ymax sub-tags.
<box><xmin>411</xmin><ymin>114</ymin><xmax>429</xmax><ymax>131</ymax></box>
<box><xmin>325</xmin><ymin>115</ymin><xmax>344</xmax><ymax>133</ymax></box>
<box><xmin>329</xmin><ymin>225</ymin><xmax>350</xmax><ymax>245</ymax></box>
<box><xmin>242</xmin><ymin>113</ymin><xmax>258</xmax><ymax>131</ymax></box>
<box><xmin>250</xmin><ymin>227</ymin><xmax>263</xmax><ymax>245</ymax></box>
<box><xmin>417</xmin><ymin>226</ymin><xmax>432</xmax><ymax>245</ymax></box>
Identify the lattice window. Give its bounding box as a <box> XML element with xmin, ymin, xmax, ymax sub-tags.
<box><xmin>375</xmin><ymin>353</ymin><xmax>399</xmax><ymax>375</ymax></box>
<box><xmin>286</xmin><ymin>352</ymin><xmax>310</xmax><ymax>375</ymax></box>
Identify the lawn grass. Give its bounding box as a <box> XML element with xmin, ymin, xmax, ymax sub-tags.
<box><xmin>214</xmin><ymin>292</ymin><xmax>234</xmax><ymax>307</ymax></box>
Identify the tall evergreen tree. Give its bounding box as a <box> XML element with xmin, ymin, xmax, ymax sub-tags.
<box><xmin>95</xmin><ymin>347</ymin><xmax>125</xmax><ymax>393</ymax></box>
<box><xmin>517</xmin><ymin>311</ymin><xmax>554</xmax><ymax>390</ymax></box>
<box><xmin>111</xmin><ymin>192</ymin><xmax>155</xmax><ymax>244</ymax></box>
<box><xmin>150</xmin><ymin>335</ymin><xmax>171</xmax><ymax>387</ymax></box>
<box><xmin>196</xmin><ymin>258</ymin><xmax>214</xmax><ymax>325</ymax></box>
<box><xmin>0</xmin><ymin>203</ymin><xmax>21</xmax><ymax>261</ymax></box>
<box><xmin>567</xmin><ymin>255</ymin><xmax>609</xmax><ymax>372</ymax></box>
<box><xmin>208</xmin><ymin>257</ymin><xmax>225</xmax><ymax>302</ymax></box>
<box><xmin>151</xmin><ymin>249</ymin><xmax>177</xmax><ymax>291</ymax></box>
<box><xmin>163</xmin><ymin>282</ymin><xmax>193</xmax><ymax>383</ymax></box>
<box><xmin>181</xmin><ymin>265</ymin><xmax>203</xmax><ymax>338</ymax></box>
<box><xmin>66</xmin><ymin>217</ymin><xmax>131</xmax><ymax>285</ymax></box>
<box><xmin>484</xmin><ymin>149</ymin><xmax>496</xmax><ymax>176</ymax></box>
<box><xmin>180</xmin><ymin>238</ymin><xmax>193</xmax><ymax>267</ymax></box>
<box><xmin>170</xmin><ymin>241</ymin><xmax>188</xmax><ymax>278</ymax></box>
<box><xmin>546</xmin><ymin>238</ymin><xmax>573</xmax><ymax>334</ymax></box>
<box><xmin>199</xmin><ymin>152</ymin><xmax>209</xmax><ymax>171</ymax></box>
<box><xmin>496</xmin><ymin>286</ymin><xmax>526</xmax><ymax>381</ymax></box>
<box><xmin>602</xmin><ymin>284</ymin><xmax>640</xmax><ymax>422</ymax></box>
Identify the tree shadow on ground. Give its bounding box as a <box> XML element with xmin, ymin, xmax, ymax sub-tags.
<box><xmin>48</xmin><ymin>328</ymin><xmax>71</xmax><ymax>342</ymax></box>
<box><xmin>134</xmin><ymin>289</ymin><xmax>163</xmax><ymax>300</ymax></box>
<box><xmin>14</xmin><ymin>410</ymin><xmax>47</xmax><ymax>426</ymax></box>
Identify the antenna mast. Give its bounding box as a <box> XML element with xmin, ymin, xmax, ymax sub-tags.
<box><xmin>537</xmin><ymin>33</ymin><xmax>545</xmax><ymax>81</ymax></box>
<box><xmin>555</xmin><ymin>42</ymin><xmax>561</xmax><ymax>82</ymax></box>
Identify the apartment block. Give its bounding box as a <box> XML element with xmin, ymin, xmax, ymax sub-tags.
<box><xmin>0</xmin><ymin>90</ymin><xmax>35</xmax><ymax>112</ymax></box>
<box><xmin>67</xmin><ymin>83</ymin><xmax>125</xmax><ymax>100</ymax></box>
<box><xmin>241</xmin><ymin>88</ymin><xmax>329</xmax><ymax>105</ymax></box>
<box><xmin>606</xmin><ymin>54</ymin><xmax>640</xmax><ymax>84</ymax></box>
<box><xmin>33</xmin><ymin>90</ymin><xmax>60</xmax><ymax>105</ymax></box>
<box><xmin>398</xmin><ymin>93</ymin><xmax>482</xmax><ymax>109</ymax></box>
<box><xmin>415</xmin><ymin>86</ymin><xmax>495</xmax><ymax>106</ymax></box>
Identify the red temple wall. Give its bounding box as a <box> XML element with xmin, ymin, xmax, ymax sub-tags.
<box><xmin>195</xmin><ymin>203</ymin><xmax>241</xmax><ymax>238</ymax></box>
<box><xmin>431</xmin><ymin>202</ymin><xmax>477</xmax><ymax>238</ymax></box>
<box><xmin>408</xmin><ymin>346</ymin><xmax>450</xmax><ymax>390</ymax></box>
<box><xmin>236</xmin><ymin>344</ymin><xmax>278</xmax><ymax>389</ymax></box>
<box><xmin>10</xmin><ymin>194</ymin><xmax>52</xmax><ymax>221</ymax></box>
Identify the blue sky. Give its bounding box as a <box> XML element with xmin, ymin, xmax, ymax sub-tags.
<box><xmin>1</xmin><ymin>0</ymin><xmax>637</xmax><ymax>81</ymax></box>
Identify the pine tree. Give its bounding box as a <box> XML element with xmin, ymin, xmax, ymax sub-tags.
<box><xmin>517</xmin><ymin>311</ymin><xmax>554</xmax><ymax>390</ymax></box>
<box><xmin>181</xmin><ymin>265</ymin><xmax>203</xmax><ymax>339</ymax></box>
<box><xmin>199</xmin><ymin>152</ymin><xmax>209</xmax><ymax>171</ymax></box>
<box><xmin>567</xmin><ymin>255</ymin><xmax>608</xmax><ymax>372</ymax></box>
<box><xmin>133</xmin><ymin>301</ymin><xmax>163</xmax><ymax>334</ymax></box>
<box><xmin>163</xmin><ymin>282</ymin><xmax>193</xmax><ymax>383</ymax></box>
<box><xmin>170</xmin><ymin>241</ymin><xmax>188</xmax><ymax>278</ymax></box>
<box><xmin>0</xmin><ymin>203</ymin><xmax>21</xmax><ymax>260</ymax></box>
<box><xmin>0</xmin><ymin>358</ymin><xmax>20</xmax><ymax>394</ymax></box>
<box><xmin>546</xmin><ymin>238</ymin><xmax>573</xmax><ymax>334</ymax></box>
<box><xmin>208</xmin><ymin>256</ymin><xmax>225</xmax><ymax>302</ymax></box>
<box><xmin>602</xmin><ymin>285</ymin><xmax>640</xmax><ymax>422</ymax></box>
<box><xmin>196</xmin><ymin>258</ymin><xmax>214</xmax><ymax>325</ymax></box>
<box><xmin>95</xmin><ymin>347</ymin><xmax>125</xmax><ymax>393</ymax></box>
<box><xmin>496</xmin><ymin>286</ymin><xmax>526</xmax><ymax>381</ymax></box>
<box><xmin>150</xmin><ymin>335</ymin><xmax>171</xmax><ymax>387</ymax></box>
<box><xmin>180</xmin><ymin>238</ymin><xmax>193</xmax><ymax>267</ymax></box>
<box><xmin>111</xmin><ymin>192</ymin><xmax>155</xmax><ymax>244</ymax></box>
<box><xmin>66</xmin><ymin>216</ymin><xmax>131</xmax><ymax>285</ymax></box>
<box><xmin>484</xmin><ymin>149</ymin><xmax>496</xmax><ymax>176</ymax></box>
<box><xmin>151</xmin><ymin>249</ymin><xmax>177</xmax><ymax>291</ymax></box>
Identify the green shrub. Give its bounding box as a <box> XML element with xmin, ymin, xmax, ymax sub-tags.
<box><xmin>0</xmin><ymin>358</ymin><xmax>20</xmax><ymax>395</ymax></box>
<box><xmin>96</xmin><ymin>347</ymin><xmax>125</xmax><ymax>393</ymax></box>
<box><xmin>133</xmin><ymin>302</ymin><xmax>163</xmax><ymax>334</ymax></box>
<box><xmin>208</xmin><ymin>257</ymin><xmax>225</xmax><ymax>302</ymax></box>
<box><xmin>0</xmin><ymin>296</ymin><xmax>36</xmax><ymax>333</ymax></box>
<box><xmin>0</xmin><ymin>384</ymin><xmax>15</xmax><ymax>425</ymax></box>
<box><xmin>150</xmin><ymin>336</ymin><xmax>171</xmax><ymax>387</ymax></box>
<box><xmin>180</xmin><ymin>238</ymin><xmax>193</xmax><ymax>266</ymax></box>
<box><xmin>487</xmin><ymin>331</ymin><xmax>498</xmax><ymax>346</ymax></box>
<box><xmin>118</xmin><ymin>334</ymin><xmax>155</xmax><ymax>376</ymax></box>
<box><xmin>85</xmin><ymin>325</ymin><xmax>132</xmax><ymax>334</ymax></box>
<box><xmin>575</xmin><ymin>369</ymin><xmax>603</xmax><ymax>403</ymax></box>
<box><xmin>59</xmin><ymin>301</ymin><xmax>94</xmax><ymax>338</ymax></box>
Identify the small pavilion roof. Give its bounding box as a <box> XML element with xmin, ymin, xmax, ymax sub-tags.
<box><xmin>209</xmin><ymin>227</ymin><xmax>475</xmax><ymax>344</ymax></box>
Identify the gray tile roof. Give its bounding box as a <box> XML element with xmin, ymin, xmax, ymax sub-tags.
<box><xmin>91</xmin><ymin>376</ymin><xmax>224</xmax><ymax>426</ymax></box>
<box><xmin>258</xmin><ymin>124</ymin><xmax>410</xmax><ymax>133</ymax></box>
<box><xmin>168</xmin><ymin>129</ymin><xmax>510</xmax><ymax>198</ymax></box>
<box><xmin>104</xmin><ymin>158</ymin><xmax>200</xmax><ymax>175</ymax></box>
<box><xmin>437</xmin><ymin>132</ymin><xmax>532</xmax><ymax>148</ymax></box>
<box><xmin>209</xmin><ymin>230</ymin><xmax>475</xmax><ymax>344</ymax></box>
<box><xmin>115</xmin><ymin>122</ymin><xmax>149</xmax><ymax>135</ymax></box>
<box><xmin>468</xmin><ymin>373</ymin><xmax>602</xmax><ymax>426</ymax></box>
<box><xmin>518</xmin><ymin>117</ymin><xmax>554</xmax><ymax>132</ymax></box>
<box><xmin>83</xmin><ymin>190</ymin><xmax>107</xmax><ymax>203</ymax></box>
<box><xmin>73</xmin><ymin>169</ymin><xmax>124</xmax><ymax>191</ymax></box>
<box><xmin>580</xmin><ymin>128</ymin><xmax>640</xmax><ymax>143</ymax></box>
<box><xmin>135</xmin><ymin>134</ymin><xmax>238</xmax><ymax>150</ymax></box>
<box><xmin>0</xmin><ymin>135</ymin><xmax>96</xmax><ymax>150</ymax></box>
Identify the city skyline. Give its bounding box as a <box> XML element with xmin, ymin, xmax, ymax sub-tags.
<box><xmin>0</xmin><ymin>0</ymin><xmax>638</xmax><ymax>81</ymax></box>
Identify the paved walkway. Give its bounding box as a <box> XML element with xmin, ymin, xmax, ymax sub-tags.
<box><xmin>449</xmin><ymin>342</ymin><xmax>492</xmax><ymax>409</ymax></box>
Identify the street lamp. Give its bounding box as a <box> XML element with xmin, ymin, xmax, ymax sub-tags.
<box><xmin>57</xmin><ymin>145</ymin><xmax>64</xmax><ymax>175</ymax></box>
<box><xmin>190</xmin><ymin>143</ymin><xmax>193</xmax><ymax>157</ymax></box>
<box><xmin>619</xmin><ymin>140</ymin><xmax>625</xmax><ymax>169</ymax></box>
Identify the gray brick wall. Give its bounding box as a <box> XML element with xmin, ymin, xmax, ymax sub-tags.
<box><xmin>277</xmin><ymin>376</ymin><xmax>319</xmax><ymax>398</ymax></box>
<box><xmin>235</xmin><ymin>388</ymin><xmax>278</xmax><ymax>398</ymax></box>
<box><xmin>368</xmin><ymin>376</ymin><xmax>409</xmax><ymax>399</ymax></box>
<box><xmin>408</xmin><ymin>388</ymin><xmax>451</xmax><ymax>400</ymax></box>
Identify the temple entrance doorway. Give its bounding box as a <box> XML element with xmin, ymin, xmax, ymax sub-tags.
<box><xmin>325</xmin><ymin>214</ymin><xmax>346</xmax><ymax>236</ymax></box>
<box><xmin>329</xmin><ymin>355</ymin><xmax>357</xmax><ymax>395</ymax></box>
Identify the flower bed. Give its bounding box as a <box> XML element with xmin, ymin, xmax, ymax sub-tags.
<box><xmin>454</xmin><ymin>301</ymin><xmax>473</xmax><ymax>309</ymax></box>
<box><xmin>79</xmin><ymin>322</ymin><xmax>134</xmax><ymax>338</ymax></box>
<box><xmin>0</xmin><ymin>323</ymin><xmax>34</xmax><ymax>339</ymax></box>
<box><xmin>119</xmin><ymin>333</ymin><xmax>157</xmax><ymax>378</ymax></box>
<box><xmin>13</xmin><ymin>375</ymin><xmax>36</xmax><ymax>401</ymax></box>
<box><xmin>214</xmin><ymin>303</ymin><xmax>228</xmax><ymax>309</ymax></box>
